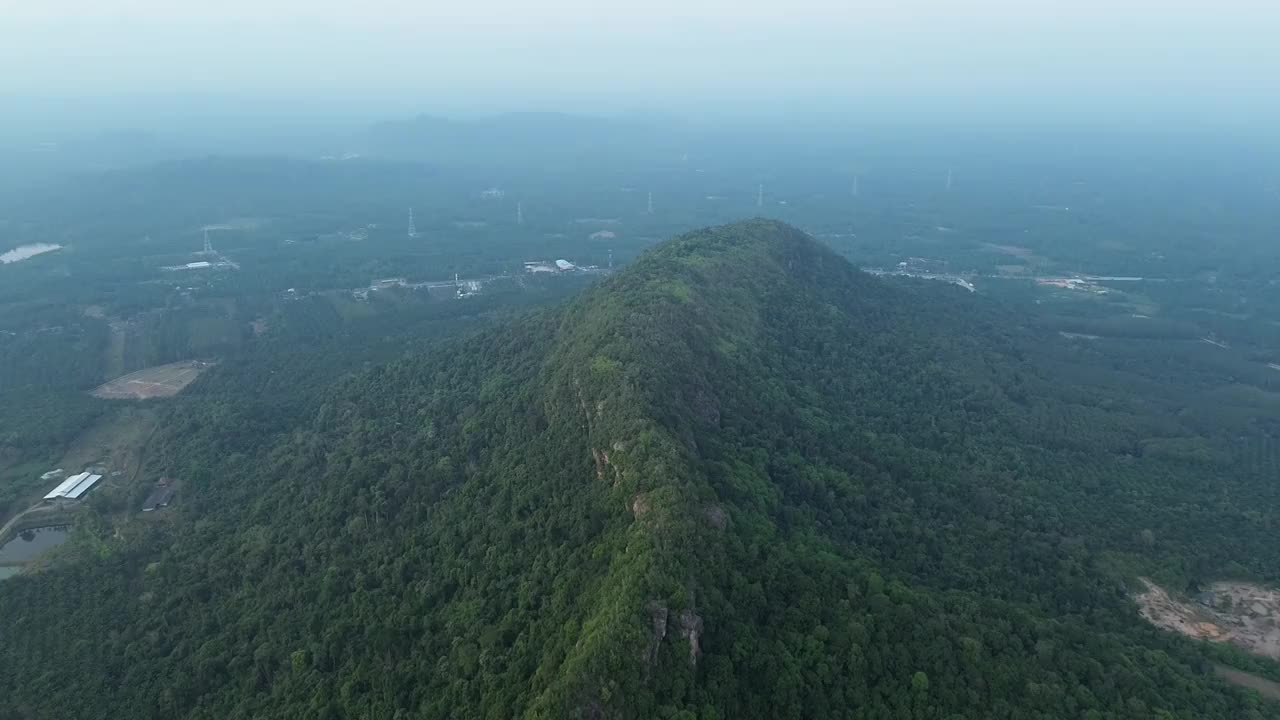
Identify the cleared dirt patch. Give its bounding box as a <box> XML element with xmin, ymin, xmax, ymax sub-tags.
<box><xmin>1135</xmin><ymin>578</ymin><xmax>1280</xmax><ymax>659</ymax></box>
<box><xmin>56</xmin><ymin>407</ymin><xmax>158</xmax><ymax>483</ymax></box>
<box><xmin>92</xmin><ymin>360</ymin><xmax>212</xmax><ymax>400</ymax></box>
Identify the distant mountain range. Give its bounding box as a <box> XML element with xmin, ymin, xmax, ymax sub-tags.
<box><xmin>353</xmin><ymin>112</ymin><xmax>694</xmax><ymax>169</ymax></box>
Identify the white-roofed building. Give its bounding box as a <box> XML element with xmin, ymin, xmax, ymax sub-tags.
<box><xmin>65</xmin><ymin>474</ymin><xmax>103</xmax><ymax>500</ymax></box>
<box><xmin>43</xmin><ymin>471</ymin><xmax>105</xmax><ymax>501</ymax></box>
<box><xmin>44</xmin><ymin>472</ymin><xmax>89</xmax><ymax>500</ymax></box>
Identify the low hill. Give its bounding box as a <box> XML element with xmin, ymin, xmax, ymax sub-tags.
<box><xmin>0</xmin><ymin>220</ymin><xmax>1276</xmax><ymax>719</ymax></box>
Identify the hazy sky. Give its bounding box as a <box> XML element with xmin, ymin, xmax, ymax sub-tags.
<box><xmin>3</xmin><ymin>0</ymin><xmax>1278</xmax><ymax>130</ymax></box>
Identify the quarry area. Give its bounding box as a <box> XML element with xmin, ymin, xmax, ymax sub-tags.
<box><xmin>1135</xmin><ymin>578</ymin><xmax>1280</xmax><ymax>659</ymax></box>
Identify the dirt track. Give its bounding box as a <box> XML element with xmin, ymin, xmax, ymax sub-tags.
<box><xmin>1216</xmin><ymin>665</ymin><xmax>1280</xmax><ymax>700</ymax></box>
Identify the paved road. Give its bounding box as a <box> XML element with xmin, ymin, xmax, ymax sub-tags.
<box><xmin>0</xmin><ymin>503</ymin><xmax>66</xmax><ymax>544</ymax></box>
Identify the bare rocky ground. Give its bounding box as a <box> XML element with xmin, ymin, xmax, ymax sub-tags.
<box><xmin>1135</xmin><ymin>578</ymin><xmax>1280</xmax><ymax>659</ymax></box>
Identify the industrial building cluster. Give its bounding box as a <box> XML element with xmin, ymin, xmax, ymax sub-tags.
<box><xmin>37</xmin><ymin>467</ymin><xmax>177</xmax><ymax>513</ymax></box>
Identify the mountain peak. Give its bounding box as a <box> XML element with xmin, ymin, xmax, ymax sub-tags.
<box><xmin>620</xmin><ymin>218</ymin><xmax>837</xmax><ymax>279</ymax></box>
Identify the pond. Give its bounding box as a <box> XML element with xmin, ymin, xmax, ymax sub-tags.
<box><xmin>0</xmin><ymin>567</ymin><xmax>18</xmax><ymax>580</ymax></box>
<box><xmin>0</xmin><ymin>243</ymin><xmax>62</xmax><ymax>264</ymax></box>
<box><xmin>0</xmin><ymin>525</ymin><xmax>71</xmax><ymax>565</ymax></box>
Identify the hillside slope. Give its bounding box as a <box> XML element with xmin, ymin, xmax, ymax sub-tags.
<box><xmin>1</xmin><ymin>220</ymin><xmax>1277</xmax><ymax>719</ymax></box>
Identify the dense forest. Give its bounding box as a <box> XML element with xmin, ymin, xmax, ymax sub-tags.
<box><xmin>2</xmin><ymin>220</ymin><xmax>1279</xmax><ymax>718</ymax></box>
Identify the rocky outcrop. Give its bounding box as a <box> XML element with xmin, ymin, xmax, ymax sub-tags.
<box><xmin>592</xmin><ymin>447</ymin><xmax>620</xmax><ymax>485</ymax></box>
<box><xmin>641</xmin><ymin>601</ymin><xmax>702</xmax><ymax>668</ymax></box>
<box><xmin>645</xmin><ymin>602</ymin><xmax>669</xmax><ymax>667</ymax></box>
<box><xmin>591</xmin><ymin>448</ymin><xmax>607</xmax><ymax>480</ymax></box>
<box><xmin>574</xmin><ymin>380</ymin><xmax>592</xmax><ymax>429</ymax></box>
<box><xmin>678</xmin><ymin>609</ymin><xmax>704</xmax><ymax>665</ymax></box>
<box><xmin>631</xmin><ymin>493</ymin><xmax>651</xmax><ymax>518</ymax></box>
<box><xmin>704</xmin><ymin>504</ymin><xmax>727</xmax><ymax>530</ymax></box>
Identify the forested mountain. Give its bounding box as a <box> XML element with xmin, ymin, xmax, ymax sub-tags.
<box><xmin>2</xmin><ymin>220</ymin><xmax>1278</xmax><ymax>719</ymax></box>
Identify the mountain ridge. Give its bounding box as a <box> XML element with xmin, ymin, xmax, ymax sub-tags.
<box><xmin>0</xmin><ymin>219</ymin><xmax>1273</xmax><ymax>719</ymax></box>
